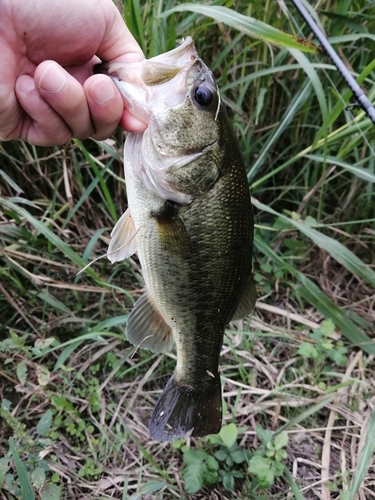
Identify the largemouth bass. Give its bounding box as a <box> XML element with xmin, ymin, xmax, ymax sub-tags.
<box><xmin>97</xmin><ymin>37</ymin><xmax>256</xmax><ymax>442</ymax></box>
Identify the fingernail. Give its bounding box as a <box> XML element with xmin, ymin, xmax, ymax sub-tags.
<box><xmin>91</xmin><ymin>79</ymin><xmax>115</xmax><ymax>105</ymax></box>
<box><xmin>16</xmin><ymin>75</ymin><xmax>36</xmax><ymax>93</ymax></box>
<box><xmin>39</xmin><ymin>63</ymin><xmax>66</xmax><ymax>93</ymax></box>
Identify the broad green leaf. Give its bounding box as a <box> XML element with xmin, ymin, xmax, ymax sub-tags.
<box><xmin>219</xmin><ymin>423</ymin><xmax>238</xmax><ymax>448</ymax></box>
<box><xmin>231</xmin><ymin>449</ymin><xmax>247</xmax><ymax>464</ymax></box>
<box><xmin>222</xmin><ymin>471</ymin><xmax>234</xmax><ymax>491</ymax></box>
<box><xmin>216</xmin><ymin>449</ymin><xmax>228</xmax><ymax>463</ymax></box>
<box><xmin>320</xmin><ymin>319</ymin><xmax>335</xmax><ymax>336</ymax></box>
<box><xmin>16</xmin><ymin>362</ymin><xmax>27</xmax><ymax>385</ymax></box>
<box><xmin>41</xmin><ymin>484</ymin><xmax>62</xmax><ymax>500</ymax></box>
<box><xmin>34</xmin><ymin>338</ymin><xmax>56</xmax><ymax>350</ymax></box>
<box><xmin>298</xmin><ymin>342</ymin><xmax>319</xmax><ymax>359</ymax></box>
<box><xmin>161</xmin><ymin>5</ymin><xmax>320</xmax><ymax>53</ymax></box>
<box><xmin>248</xmin><ymin>455</ymin><xmax>274</xmax><ymax>488</ymax></box>
<box><xmin>255</xmin><ymin>424</ymin><xmax>273</xmax><ymax>445</ymax></box>
<box><xmin>36</xmin><ymin>365</ymin><xmax>50</xmax><ymax>387</ymax></box>
<box><xmin>183</xmin><ymin>449</ymin><xmax>206</xmax><ymax>465</ymax></box>
<box><xmin>183</xmin><ymin>462</ymin><xmax>203</xmax><ymax>494</ymax></box>
<box><xmin>274</xmin><ymin>431</ymin><xmax>288</xmax><ymax>450</ymax></box>
<box><xmin>36</xmin><ymin>409</ymin><xmax>52</xmax><ymax>436</ymax></box>
<box><xmin>205</xmin><ymin>455</ymin><xmax>219</xmax><ymax>472</ymax></box>
<box><xmin>204</xmin><ymin>466</ymin><xmax>218</xmax><ymax>486</ymax></box>
<box><xmin>31</xmin><ymin>467</ymin><xmax>46</xmax><ymax>489</ymax></box>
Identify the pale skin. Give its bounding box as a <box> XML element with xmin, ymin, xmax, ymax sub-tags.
<box><xmin>0</xmin><ymin>0</ymin><xmax>147</xmax><ymax>146</ymax></box>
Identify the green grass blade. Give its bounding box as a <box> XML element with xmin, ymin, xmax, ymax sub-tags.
<box><xmin>254</xmin><ymin>233</ymin><xmax>375</xmax><ymax>354</ymax></box>
<box><xmin>348</xmin><ymin>406</ymin><xmax>375</xmax><ymax>498</ymax></box>
<box><xmin>283</xmin><ymin>465</ymin><xmax>304</xmax><ymax>500</ymax></box>
<box><xmin>9</xmin><ymin>438</ymin><xmax>35</xmax><ymax>500</ymax></box>
<box><xmin>123</xmin><ymin>0</ymin><xmax>146</xmax><ymax>53</ymax></box>
<box><xmin>0</xmin><ymin>169</ymin><xmax>24</xmax><ymax>194</ymax></box>
<box><xmin>288</xmin><ymin>49</ymin><xmax>328</xmax><ymax>147</ymax></box>
<box><xmin>0</xmin><ymin>197</ymin><xmax>101</xmax><ymax>282</ymax></box>
<box><xmin>128</xmin><ymin>481</ymin><xmax>172</xmax><ymax>500</ymax></box>
<box><xmin>247</xmin><ymin>81</ymin><xmax>311</xmax><ymax>181</ymax></box>
<box><xmin>277</xmin><ymin>395</ymin><xmax>336</xmax><ymax>433</ymax></box>
<box><xmin>295</xmin><ymin>278</ymin><xmax>374</xmax><ymax>353</ymax></box>
<box><xmin>160</xmin><ymin>4</ymin><xmax>320</xmax><ymax>53</ymax></box>
<box><xmin>253</xmin><ymin>198</ymin><xmax>375</xmax><ymax>289</ymax></box>
<box><xmin>306</xmin><ymin>154</ymin><xmax>375</xmax><ymax>183</ymax></box>
<box><xmin>74</xmin><ymin>140</ymin><xmax>118</xmax><ymax>221</ymax></box>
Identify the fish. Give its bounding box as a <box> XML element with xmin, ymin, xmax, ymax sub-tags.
<box><xmin>96</xmin><ymin>37</ymin><xmax>256</xmax><ymax>442</ymax></box>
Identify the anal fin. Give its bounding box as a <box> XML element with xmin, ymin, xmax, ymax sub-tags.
<box><xmin>126</xmin><ymin>292</ymin><xmax>173</xmax><ymax>352</ymax></box>
<box><xmin>107</xmin><ymin>208</ymin><xmax>138</xmax><ymax>263</ymax></box>
<box><xmin>231</xmin><ymin>274</ymin><xmax>257</xmax><ymax>321</ymax></box>
<box><xmin>149</xmin><ymin>373</ymin><xmax>222</xmax><ymax>442</ymax></box>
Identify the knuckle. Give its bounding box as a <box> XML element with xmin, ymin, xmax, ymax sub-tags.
<box><xmin>90</xmin><ymin>125</ymin><xmax>117</xmax><ymax>141</ymax></box>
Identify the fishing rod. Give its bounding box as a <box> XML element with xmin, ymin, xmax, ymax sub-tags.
<box><xmin>290</xmin><ymin>0</ymin><xmax>375</xmax><ymax>126</ymax></box>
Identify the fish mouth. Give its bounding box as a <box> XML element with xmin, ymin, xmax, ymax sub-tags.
<box><xmin>152</xmin><ymin>37</ymin><xmax>195</xmax><ymax>61</ymax></box>
<box><xmin>94</xmin><ymin>37</ymin><xmax>197</xmax><ymax>86</ymax></box>
<box><xmin>94</xmin><ymin>38</ymin><xmax>200</xmax><ymax>124</ymax></box>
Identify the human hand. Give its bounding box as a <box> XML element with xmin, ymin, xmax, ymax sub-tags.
<box><xmin>0</xmin><ymin>0</ymin><xmax>147</xmax><ymax>146</ymax></box>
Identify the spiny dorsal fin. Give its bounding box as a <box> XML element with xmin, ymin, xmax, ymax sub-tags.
<box><xmin>231</xmin><ymin>275</ymin><xmax>257</xmax><ymax>321</ymax></box>
<box><xmin>107</xmin><ymin>208</ymin><xmax>137</xmax><ymax>263</ymax></box>
<box><xmin>126</xmin><ymin>292</ymin><xmax>173</xmax><ymax>353</ymax></box>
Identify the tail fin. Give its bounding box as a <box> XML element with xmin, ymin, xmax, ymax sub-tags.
<box><xmin>149</xmin><ymin>373</ymin><xmax>222</xmax><ymax>442</ymax></box>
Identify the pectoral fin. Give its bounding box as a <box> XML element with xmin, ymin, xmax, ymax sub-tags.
<box><xmin>126</xmin><ymin>292</ymin><xmax>173</xmax><ymax>352</ymax></box>
<box><xmin>231</xmin><ymin>275</ymin><xmax>257</xmax><ymax>321</ymax></box>
<box><xmin>107</xmin><ymin>208</ymin><xmax>138</xmax><ymax>263</ymax></box>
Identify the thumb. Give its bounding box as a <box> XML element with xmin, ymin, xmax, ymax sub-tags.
<box><xmin>97</xmin><ymin>2</ymin><xmax>144</xmax><ymax>63</ymax></box>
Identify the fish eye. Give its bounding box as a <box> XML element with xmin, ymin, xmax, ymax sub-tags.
<box><xmin>193</xmin><ymin>84</ymin><xmax>213</xmax><ymax>107</ymax></box>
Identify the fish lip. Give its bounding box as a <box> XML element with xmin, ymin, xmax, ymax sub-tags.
<box><xmin>150</xmin><ymin>36</ymin><xmax>195</xmax><ymax>62</ymax></box>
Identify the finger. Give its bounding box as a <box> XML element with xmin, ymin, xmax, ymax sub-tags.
<box><xmin>84</xmin><ymin>74</ymin><xmax>126</xmax><ymax>140</ymax></box>
<box><xmin>35</xmin><ymin>61</ymin><xmax>94</xmax><ymax>139</ymax></box>
<box><xmin>15</xmin><ymin>75</ymin><xmax>71</xmax><ymax>146</ymax></box>
<box><xmin>120</xmin><ymin>108</ymin><xmax>148</xmax><ymax>133</ymax></box>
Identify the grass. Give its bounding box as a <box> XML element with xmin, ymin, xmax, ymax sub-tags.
<box><xmin>1</xmin><ymin>0</ymin><xmax>375</xmax><ymax>498</ymax></box>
